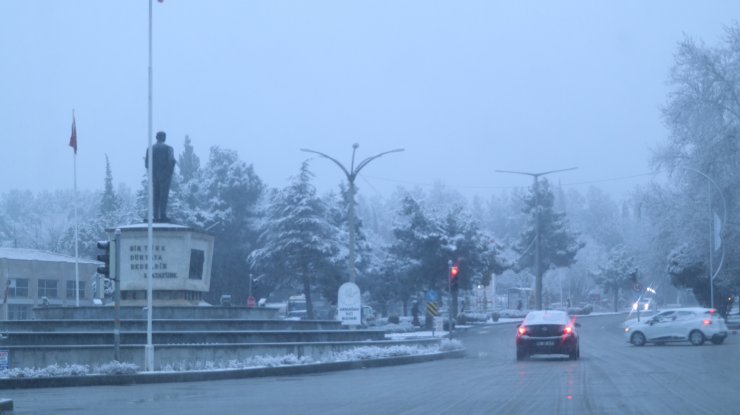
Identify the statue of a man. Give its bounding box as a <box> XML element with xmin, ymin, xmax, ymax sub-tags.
<box><xmin>145</xmin><ymin>131</ymin><xmax>176</xmax><ymax>222</ymax></box>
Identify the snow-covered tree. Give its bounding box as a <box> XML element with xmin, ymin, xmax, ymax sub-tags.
<box><xmin>596</xmin><ymin>245</ymin><xmax>638</xmax><ymax>312</ymax></box>
<box><xmin>650</xmin><ymin>23</ymin><xmax>740</xmax><ymax>304</ymax></box>
<box><xmin>389</xmin><ymin>194</ymin><xmax>445</xmax><ymax>295</ymax></box>
<box><xmin>514</xmin><ymin>178</ymin><xmax>583</xmax><ymax>309</ymax></box>
<box><xmin>200</xmin><ymin>146</ymin><xmax>264</xmax><ymax>305</ymax></box>
<box><xmin>667</xmin><ymin>243</ymin><xmax>734</xmax><ymax>317</ymax></box>
<box><xmin>248</xmin><ymin>162</ymin><xmax>340</xmax><ymax>318</ymax></box>
<box><xmin>100</xmin><ymin>155</ymin><xmax>119</xmax><ymax>220</ymax></box>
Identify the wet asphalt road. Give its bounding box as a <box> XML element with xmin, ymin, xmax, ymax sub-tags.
<box><xmin>5</xmin><ymin>313</ymin><xmax>739</xmax><ymax>415</ymax></box>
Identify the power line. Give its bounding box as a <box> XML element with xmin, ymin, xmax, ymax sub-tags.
<box><xmin>361</xmin><ymin>171</ymin><xmax>658</xmax><ymax>191</ymax></box>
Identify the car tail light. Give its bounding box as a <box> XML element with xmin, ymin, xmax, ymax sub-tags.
<box><xmin>563</xmin><ymin>326</ymin><xmax>573</xmax><ymax>335</ymax></box>
<box><xmin>703</xmin><ymin>319</ymin><xmax>712</xmax><ymax>326</ymax></box>
<box><xmin>517</xmin><ymin>326</ymin><xmax>527</xmax><ymax>335</ymax></box>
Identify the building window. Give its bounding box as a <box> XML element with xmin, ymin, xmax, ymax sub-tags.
<box><xmin>38</xmin><ymin>279</ymin><xmax>58</xmax><ymax>299</ymax></box>
<box><xmin>8</xmin><ymin>304</ymin><xmax>32</xmax><ymax>320</ymax></box>
<box><xmin>8</xmin><ymin>279</ymin><xmax>29</xmax><ymax>298</ymax></box>
<box><xmin>66</xmin><ymin>280</ymin><xmax>85</xmax><ymax>300</ymax></box>
<box><xmin>189</xmin><ymin>249</ymin><xmax>205</xmax><ymax>279</ymax></box>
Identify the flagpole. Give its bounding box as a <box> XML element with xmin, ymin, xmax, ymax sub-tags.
<box><xmin>72</xmin><ymin>110</ymin><xmax>80</xmax><ymax>307</ymax></box>
<box><xmin>145</xmin><ymin>0</ymin><xmax>155</xmax><ymax>372</ymax></box>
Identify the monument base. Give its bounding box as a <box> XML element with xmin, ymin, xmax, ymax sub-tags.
<box><xmin>108</xmin><ymin>223</ymin><xmax>215</xmax><ymax>307</ymax></box>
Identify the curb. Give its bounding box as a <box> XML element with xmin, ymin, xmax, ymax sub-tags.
<box><xmin>0</xmin><ymin>349</ymin><xmax>465</xmax><ymax>390</ymax></box>
<box><xmin>0</xmin><ymin>398</ymin><xmax>12</xmax><ymax>412</ymax></box>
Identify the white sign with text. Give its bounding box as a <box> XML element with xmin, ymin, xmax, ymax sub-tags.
<box><xmin>337</xmin><ymin>282</ymin><xmax>362</xmax><ymax>326</ymax></box>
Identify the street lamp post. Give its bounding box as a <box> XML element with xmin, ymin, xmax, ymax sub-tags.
<box><xmin>496</xmin><ymin>167</ymin><xmax>577</xmax><ymax>310</ymax></box>
<box><xmin>301</xmin><ymin>144</ymin><xmax>403</xmax><ymax>283</ymax></box>
<box><xmin>681</xmin><ymin>167</ymin><xmax>727</xmax><ymax>310</ymax></box>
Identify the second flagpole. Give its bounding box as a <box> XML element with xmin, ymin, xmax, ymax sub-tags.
<box><xmin>145</xmin><ymin>0</ymin><xmax>155</xmax><ymax>372</ymax></box>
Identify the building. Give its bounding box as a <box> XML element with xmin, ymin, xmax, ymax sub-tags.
<box><xmin>0</xmin><ymin>248</ymin><xmax>100</xmax><ymax>320</ymax></box>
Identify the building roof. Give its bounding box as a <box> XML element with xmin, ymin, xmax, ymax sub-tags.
<box><xmin>0</xmin><ymin>248</ymin><xmax>99</xmax><ymax>264</ymax></box>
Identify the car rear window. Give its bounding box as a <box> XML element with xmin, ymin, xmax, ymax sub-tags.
<box><xmin>524</xmin><ymin>311</ymin><xmax>569</xmax><ymax>325</ymax></box>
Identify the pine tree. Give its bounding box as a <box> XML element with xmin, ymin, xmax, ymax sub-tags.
<box><xmin>248</xmin><ymin>162</ymin><xmax>340</xmax><ymax>318</ymax></box>
<box><xmin>100</xmin><ymin>155</ymin><xmax>119</xmax><ymax>221</ymax></box>
<box><xmin>515</xmin><ymin>178</ymin><xmax>583</xmax><ymax>309</ymax></box>
<box><xmin>201</xmin><ymin>146</ymin><xmax>264</xmax><ymax>305</ymax></box>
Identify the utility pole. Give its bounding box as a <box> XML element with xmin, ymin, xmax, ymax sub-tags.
<box><xmin>301</xmin><ymin>144</ymin><xmax>403</xmax><ymax>283</ymax></box>
<box><xmin>680</xmin><ymin>167</ymin><xmax>727</xmax><ymax>310</ymax></box>
<box><xmin>496</xmin><ymin>167</ymin><xmax>577</xmax><ymax>310</ymax></box>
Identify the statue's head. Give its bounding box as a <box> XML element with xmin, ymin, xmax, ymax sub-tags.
<box><xmin>156</xmin><ymin>131</ymin><xmax>166</xmax><ymax>142</ymax></box>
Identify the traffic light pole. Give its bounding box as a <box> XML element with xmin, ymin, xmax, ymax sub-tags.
<box><xmin>448</xmin><ymin>260</ymin><xmax>453</xmax><ymax>338</ymax></box>
<box><xmin>113</xmin><ymin>229</ymin><xmax>121</xmax><ymax>362</ymax></box>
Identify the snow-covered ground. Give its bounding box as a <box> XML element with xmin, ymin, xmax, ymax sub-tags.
<box><xmin>0</xmin><ymin>339</ymin><xmax>463</xmax><ymax>380</ymax></box>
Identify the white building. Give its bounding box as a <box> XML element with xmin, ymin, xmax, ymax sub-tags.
<box><xmin>0</xmin><ymin>248</ymin><xmax>100</xmax><ymax>320</ymax></box>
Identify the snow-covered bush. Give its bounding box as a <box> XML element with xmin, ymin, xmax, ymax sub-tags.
<box><xmin>94</xmin><ymin>361</ymin><xmax>139</xmax><ymax>375</ymax></box>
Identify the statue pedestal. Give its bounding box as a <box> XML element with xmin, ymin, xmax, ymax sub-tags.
<box><xmin>108</xmin><ymin>223</ymin><xmax>214</xmax><ymax>306</ymax></box>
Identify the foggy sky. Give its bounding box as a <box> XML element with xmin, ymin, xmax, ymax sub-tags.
<box><xmin>2</xmin><ymin>1</ymin><xmax>739</xmax><ymax>200</ymax></box>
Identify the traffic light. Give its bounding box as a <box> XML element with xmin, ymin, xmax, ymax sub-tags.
<box><xmin>449</xmin><ymin>263</ymin><xmax>459</xmax><ymax>290</ymax></box>
<box><xmin>450</xmin><ymin>264</ymin><xmax>459</xmax><ymax>279</ymax></box>
<box><xmin>96</xmin><ymin>239</ymin><xmax>116</xmax><ymax>280</ymax></box>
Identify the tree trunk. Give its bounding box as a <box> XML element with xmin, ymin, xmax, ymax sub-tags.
<box><xmin>613</xmin><ymin>287</ymin><xmax>619</xmax><ymax>313</ymax></box>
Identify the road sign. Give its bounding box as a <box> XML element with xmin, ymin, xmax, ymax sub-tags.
<box><xmin>247</xmin><ymin>296</ymin><xmax>256</xmax><ymax>308</ymax></box>
<box><xmin>426</xmin><ymin>290</ymin><xmax>439</xmax><ymax>302</ymax></box>
<box><xmin>633</xmin><ymin>282</ymin><xmax>643</xmax><ymax>293</ymax></box>
<box><xmin>426</xmin><ymin>302</ymin><xmax>439</xmax><ymax>316</ymax></box>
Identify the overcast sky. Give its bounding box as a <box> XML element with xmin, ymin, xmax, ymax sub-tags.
<box><xmin>2</xmin><ymin>1</ymin><xmax>739</xmax><ymax>200</ymax></box>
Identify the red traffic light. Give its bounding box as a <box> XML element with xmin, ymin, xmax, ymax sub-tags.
<box><xmin>450</xmin><ymin>265</ymin><xmax>459</xmax><ymax>279</ymax></box>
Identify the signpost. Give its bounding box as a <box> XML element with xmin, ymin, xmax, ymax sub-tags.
<box><xmin>337</xmin><ymin>282</ymin><xmax>362</xmax><ymax>326</ymax></box>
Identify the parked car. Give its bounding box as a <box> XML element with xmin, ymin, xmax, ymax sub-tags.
<box><xmin>515</xmin><ymin>310</ymin><xmax>580</xmax><ymax>360</ymax></box>
<box><xmin>624</xmin><ymin>307</ymin><xmax>728</xmax><ymax>346</ymax></box>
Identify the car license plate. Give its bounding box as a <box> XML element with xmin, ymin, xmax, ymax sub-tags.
<box><xmin>536</xmin><ymin>340</ymin><xmax>555</xmax><ymax>346</ymax></box>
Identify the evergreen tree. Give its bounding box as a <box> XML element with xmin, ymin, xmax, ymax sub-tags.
<box><xmin>201</xmin><ymin>146</ymin><xmax>264</xmax><ymax>305</ymax></box>
<box><xmin>440</xmin><ymin>205</ymin><xmax>507</xmax><ymax>318</ymax></box>
<box><xmin>178</xmin><ymin>135</ymin><xmax>200</xmax><ymax>182</ymax></box>
<box><xmin>100</xmin><ymin>155</ymin><xmax>119</xmax><ymax>220</ymax></box>
<box><xmin>596</xmin><ymin>245</ymin><xmax>638</xmax><ymax>312</ymax></box>
<box><xmin>389</xmin><ymin>195</ymin><xmax>445</xmax><ymax>294</ymax></box>
<box><xmin>248</xmin><ymin>162</ymin><xmax>340</xmax><ymax>318</ymax></box>
<box><xmin>667</xmin><ymin>243</ymin><xmax>734</xmax><ymax>317</ymax></box>
<box><xmin>515</xmin><ymin>178</ymin><xmax>583</xmax><ymax>309</ymax></box>
<box><xmin>171</xmin><ymin>136</ymin><xmax>204</xmax><ymax>226</ymax></box>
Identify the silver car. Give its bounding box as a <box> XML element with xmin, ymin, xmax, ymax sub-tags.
<box><xmin>624</xmin><ymin>307</ymin><xmax>728</xmax><ymax>346</ymax></box>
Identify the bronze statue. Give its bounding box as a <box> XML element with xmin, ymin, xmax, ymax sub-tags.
<box><xmin>145</xmin><ymin>131</ymin><xmax>176</xmax><ymax>222</ymax></box>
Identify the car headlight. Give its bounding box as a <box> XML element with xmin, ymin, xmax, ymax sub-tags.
<box><xmin>624</xmin><ymin>327</ymin><xmax>630</xmax><ymax>333</ymax></box>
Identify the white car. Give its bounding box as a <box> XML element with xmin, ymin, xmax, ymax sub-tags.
<box><xmin>624</xmin><ymin>307</ymin><xmax>728</xmax><ymax>346</ymax></box>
